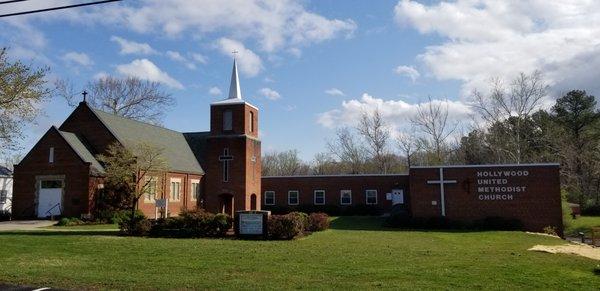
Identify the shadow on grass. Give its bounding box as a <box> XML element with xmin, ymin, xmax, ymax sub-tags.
<box><xmin>0</xmin><ymin>230</ymin><xmax>120</xmax><ymax>236</ymax></box>
<box><xmin>329</xmin><ymin>216</ymin><xmax>521</xmax><ymax>234</ymax></box>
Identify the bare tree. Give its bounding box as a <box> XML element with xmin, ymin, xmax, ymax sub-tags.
<box><xmin>396</xmin><ymin>128</ymin><xmax>420</xmax><ymax>169</ymax></box>
<box><xmin>57</xmin><ymin>76</ymin><xmax>175</xmax><ymax>125</ymax></box>
<box><xmin>310</xmin><ymin>152</ymin><xmax>341</xmax><ymax>175</ymax></box>
<box><xmin>327</xmin><ymin>127</ymin><xmax>367</xmax><ymax>174</ymax></box>
<box><xmin>261</xmin><ymin>150</ymin><xmax>308</xmax><ymax>176</ymax></box>
<box><xmin>357</xmin><ymin>108</ymin><xmax>392</xmax><ymax>173</ymax></box>
<box><xmin>411</xmin><ymin>96</ymin><xmax>457</xmax><ymax>164</ymax></box>
<box><xmin>471</xmin><ymin>71</ymin><xmax>547</xmax><ymax>163</ymax></box>
<box><xmin>0</xmin><ymin>48</ymin><xmax>50</xmax><ymax>153</ymax></box>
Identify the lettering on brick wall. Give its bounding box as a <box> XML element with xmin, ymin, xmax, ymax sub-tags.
<box><xmin>476</xmin><ymin>170</ymin><xmax>529</xmax><ymax>201</ymax></box>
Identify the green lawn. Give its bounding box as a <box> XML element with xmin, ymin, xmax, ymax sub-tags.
<box><xmin>0</xmin><ymin>216</ymin><xmax>598</xmax><ymax>290</ymax></box>
<box><xmin>566</xmin><ymin>215</ymin><xmax>600</xmax><ymax>236</ymax></box>
<box><xmin>44</xmin><ymin>223</ymin><xmax>118</xmax><ymax>230</ymax></box>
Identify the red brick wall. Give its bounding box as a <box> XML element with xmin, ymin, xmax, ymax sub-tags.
<box><xmin>136</xmin><ymin>172</ymin><xmax>203</xmax><ymax>218</ymax></box>
<box><xmin>205</xmin><ymin>103</ymin><xmax>261</xmax><ymax>215</ymax></box>
<box><xmin>409</xmin><ymin>165</ymin><xmax>563</xmax><ymax>235</ymax></box>
<box><xmin>13</xmin><ymin>127</ymin><xmax>92</xmax><ymax>218</ymax></box>
<box><xmin>261</xmin><ymin>175</ymin><xmax>410</xmax><ymax>210</ymax></box>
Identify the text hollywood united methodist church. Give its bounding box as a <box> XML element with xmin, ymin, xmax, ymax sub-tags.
<box><xmin>11</xmin><ymin>61</ymin><xmax>564</xmax><ymax>235</ymax></box>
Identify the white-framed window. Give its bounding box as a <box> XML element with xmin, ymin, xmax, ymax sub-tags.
<box><xmin>366</xmin><ymin>189</ymin><xmax>378</xmax><ymax>205</ymax></box>
<box><xmin>49</xmin><ymin>147</ymin><xmax>54</xmax><ymax>164</ymax></box>
<box><xmin>264</xmin><ymin>191</ymin><xmax>275</xmax><ymax>205</ymax></box>
<box><xmin>0</xmin><ymin>190</ymin><xmax>7</xmax><ymax>204</ymax></box>
<box><xmin>340</xmin><ymin>190</ymin><xmax>352</xmax><ymax>205</ymax></box>
<box><xmin>223</xmin><ymin>109</ymin><xmax>233</xmax><ymax>131</ymax></box>
<box><xmin>288</xmin><ymin>190</ymin><xmax>299</xmax><ymax>205</ymax></box>
<box><xmin>314</xmin><ymin>190</ymin><xmax>325</xmax><ymax>205</ymax></box>
<box><xmin>170</xmin><ymin>178</ymin><xmax>181</xmax><ymax>202</ymax></box>
<box><xmin>190</xmin><ymin>179</ymin><xmax>200</xmax><ymax>201</ymax></box>
<box><xmin>143</xmin><ymin>177</ymin><xmax>158</xmax><ymax>203</ymax></box>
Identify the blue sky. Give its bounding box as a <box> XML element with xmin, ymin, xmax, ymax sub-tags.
<box><xmin>2</xmin><ymin>0</ymin><xmax>600</xmax><ymax>161</ymax></box>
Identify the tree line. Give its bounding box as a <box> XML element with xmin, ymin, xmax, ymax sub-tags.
<box><xmin>263</xmin><ymin>72</ymin><xmax>600</xmax><ymax>207</ymax></box>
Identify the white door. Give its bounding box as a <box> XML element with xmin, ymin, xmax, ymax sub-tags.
<box><xmin>38</xmin><ymin>180</ymin><xmax>63</xmax><ymax>218</ymax></box>
<box><xmin>392</xmin><ymin>189</ymin><xmax>404</xmax><ymax>205</ymax></box>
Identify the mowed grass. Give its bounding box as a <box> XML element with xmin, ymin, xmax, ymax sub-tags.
<box><xmin>0</xmin><ymin>217</ymin><xmax>598</xmax><ymax>290</ymax></box>
<box><xmin>566</xmin><ymin>215</ymin><xmax>600</xmax><ymax>236</ymax></box>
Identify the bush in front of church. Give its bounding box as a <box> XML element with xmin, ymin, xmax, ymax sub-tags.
<box><xmin>308</xmin><ymin>213</ymin><xmax>330</xmax><ymax>231</ymax></box>
<box><xmin>267</xmin><ymin>214</ymin><xmax>304</xmax><ymax>240</ymax></box>
<box><xmin>118</xmin><ymin>212</ymin><xmax>151</xmax><ymax>236</ymax></box>
<box><xmin>150</xmin><ymin>209</ymin><xmax>233</xmax><ymax>238</ymax></box>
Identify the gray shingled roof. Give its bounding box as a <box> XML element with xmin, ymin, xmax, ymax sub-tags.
<box><xmin>90</xmin><ymin>109</ymin><xmax>205</xmax><ymax>175</ymax></box>
<box><xmin>57</xmin><ymin>129</ymin><xmax>105</xmax><ymax>175</ymax></box>
<box><xmin>183</xmin><ymin>131</ymin><xmax>210</xmax><ymax>166</ymax></box>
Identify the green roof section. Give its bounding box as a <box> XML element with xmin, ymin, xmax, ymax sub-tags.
<box><xmin>90</xmin><ymin>108</ymin><xmax>205</xmax><ymax>175</ymax></box>
<box><xmin>57</xmin><ymin>129</ymin><xmax>105</xmax><ymax>175</ymax></box>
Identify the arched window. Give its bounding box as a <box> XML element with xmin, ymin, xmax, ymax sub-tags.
<box><xmin>250</xmin><ymin>194</ymin><xmax>257</xmax><ymax>210</ymax></box>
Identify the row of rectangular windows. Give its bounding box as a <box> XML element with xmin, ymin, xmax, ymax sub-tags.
<box><xmin>143</xmin><ymin>178</ymin><xmax>200</xmax><ymax>203</ymax></box>
<box><xmin>263</xmin><ymin>190</ymin><xmax>378</xmax><ymax>206</ymax></box>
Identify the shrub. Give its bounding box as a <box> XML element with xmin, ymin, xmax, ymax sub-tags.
<box><xmin>582</xmin><ymin>204</ymin><xmax>600</xmax><ymax>216</ymax></box>
<box><xmin>0</xmin><ymin>210</ymin><xmax>11</xmax><ymax>221</ymax></box>
<box><xmin>268</xmin><ymin>214</ymin><xmax>304</xmax><ymax>240</ymax></box>
<box><xmin>150</xmin><ymin>209</ymin><xmax>232</xmax><ymax>238</ymax></box>
<box><xmin>308</xmin><ymin>213</ymin><xmax>329</xmax><ymax>231</ymax></box>
<box><xmin>56</xmin><ymin>217</ymin><xmax>83</xmax><ymax>226</ymax></box>
<box><xmin>119</xmin><ymin>217</ymin><xmax>151</xmax><ymax>236</ymax></box>
<box><xmin>289</xmin><ymin>211</ymin><xmax>309</xmax><ymax>230</ymax></box>
<box><xmin>543</xmin><ymin>226</ymin><xmax>558</xmax><ymax>236</ymax></box>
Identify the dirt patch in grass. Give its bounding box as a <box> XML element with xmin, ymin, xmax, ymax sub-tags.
<box><xmin>529</xmin><ymin>243</ymin><xmax>600</xmax><ymax>260</ymax></box>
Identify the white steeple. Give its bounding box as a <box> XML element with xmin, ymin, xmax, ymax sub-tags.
<box><xmin>227</xmin><ymin>59</ymin><xmax>242</xmax><ymax>100</ymax></box>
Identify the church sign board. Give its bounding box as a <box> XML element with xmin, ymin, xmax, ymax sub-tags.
<box><xmin>235</xmin><ymin>210</ymin><xmax>269</xmax><ymax>239</ymax></box>
<box><xmin>409</xmin><ymin>164</ymin><xmax>563</xmax><ymax>236</ymax></box>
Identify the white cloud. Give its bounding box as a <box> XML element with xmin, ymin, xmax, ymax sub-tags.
<box><xmin>116</xmin><ymin>59</ymin><xmax>183</xmax><ymax>89</ymax></box>
<box><xmin>102</xmin><ymin>0</ymin><xmax>356</xmax><ymax>53</ymax></box>
<box><xmin>217</xmin><ymin>38</ymin><xmax>264</xmax><ymax>77</ymax></box>
<box><xmin>317</xmin><ymin>93</ymin><xmax>472</xmax><ymax>135</ymax></box>
<box><xmin>259</xmin><ymin>87</ymin><xmax>281</xmax><ymax>100</ymax></box>
<box><xmin>394</xmin><ymin>65</ymin><xmax>420</xmax><ymax>82</ymax></box>
<box><xmin>394</xmin><ymin>0</ymin><xmax>600</xmax><ymax>96</ymax></box>
<box><xmin>61</xmin><ymin>51</ymin><xmax>93</xmax><ymax>67</ymax></box>
<box><xmin>208</xmin><ymin>86</ymin><xmax>222</xmax><ymax>96</ymax></box>
<box><xmin>110</xmin><ymin>36</ymin><xmax>157</xmax><ymax>55</ymax></box>
<box><xmin>166</xmin><ymin>50</ymin><xmax>196</xmax><ymax>70</ymax></box>
<box><xmin>325</xmin><ymin>88</ymin><xmax>345</xmax><ymax>96</ymax></box>
<box><xmin>191</xmin><ymin>53</ymin><xmax>208</xmax><ymax>64</ymax></box>
<box><xmin>93</xmin><ymin>71</ymin><xmax>109</xmax><ymax>80</ymax></box>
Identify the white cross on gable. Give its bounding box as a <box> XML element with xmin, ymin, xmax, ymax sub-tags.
<box><xmin>427</xmin><ymin>168</ymin><xmax>457</xmax><ymax>217</ymax></box>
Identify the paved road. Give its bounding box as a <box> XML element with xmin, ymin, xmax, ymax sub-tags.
<box><xmin>0</xmin><ymin>220</ymin><xmax>55</xmax><ymax>231</ymax></box>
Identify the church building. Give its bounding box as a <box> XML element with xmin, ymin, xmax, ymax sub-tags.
<box><xmin>12</xmin><ymin>60</ymin><xmax>260</xmax><ymax>219</ymax></box>
<box><xmin>12</xmin><ymin>61</ymin><xmax>564</xmax><ymax>235</ymax></box>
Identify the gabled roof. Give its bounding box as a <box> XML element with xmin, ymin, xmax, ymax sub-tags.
<box><xmin>183</xmin><ymin>131</ymin><xmax>210</xmax><ymax>166</ymax></box>
<box><xmin>57</xmin><ymin>129</ymin><xmax>105</xmax><ymax>175</ymax></box>
<box><xmin>89</xmin><ymin>108</ymin><xmax>205</xmax><ymax>175</ymax></box>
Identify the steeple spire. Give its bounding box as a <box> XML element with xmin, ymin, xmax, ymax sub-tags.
<box><xmin>228</xmin><ymin>56</ymin><xmax>242</xmax><ymax>100</ymax></box>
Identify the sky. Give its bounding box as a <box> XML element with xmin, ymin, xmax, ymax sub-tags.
<box><xmin>2</xmin><ymin>0</ymin><xmax>600</xmax><ymax>161</ymax></box>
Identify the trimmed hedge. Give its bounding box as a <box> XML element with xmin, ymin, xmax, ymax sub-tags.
<box><xmin>308</xmin><ymin>213</ymin><xmax>330</xmax><ymax>231</ymax></box>
<box><xmin>150</xmin><ymin>209</ymin><xmax>233</xmax><ymax>238</ymax></box>
<box><xmin>267</xmin><ymin>212</ymin><xmax>330</xmax><ymax>240</ymax></box>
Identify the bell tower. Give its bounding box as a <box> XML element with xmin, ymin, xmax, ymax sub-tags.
<box><xmin>204</xmin><ymin>59</ymin><xmax>261</xmax><ymax>216</ymax></box>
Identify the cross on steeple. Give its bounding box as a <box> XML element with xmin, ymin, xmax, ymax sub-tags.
<box><xmin>82</xmin><ymin>90</ymin><xmax>88</xmax><ymax>102</ymax></box>
<box><xmin>219</xmin><ymin>148</ymin><xmax>234</xmax><ymax>182</ymax></box>
<box><xmin>427</xmin><ymin>168</ymin><xmax>457</xmax><ymax>216</ymax></box>
<box><xmin>232</xmin><ymin>50</ymin><xmax>239</xmax><ymax>58</ymax></box>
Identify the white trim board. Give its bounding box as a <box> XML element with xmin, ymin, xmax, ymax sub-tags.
<box><xmin>411</xmin><ymin>163</ymin><xmax>559</xmax><ymax>169</ymax></box>
<box><xmin>263</xmin><ymin>173</ymin><xmax>409</xmax><ymax>178</ymax></box>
